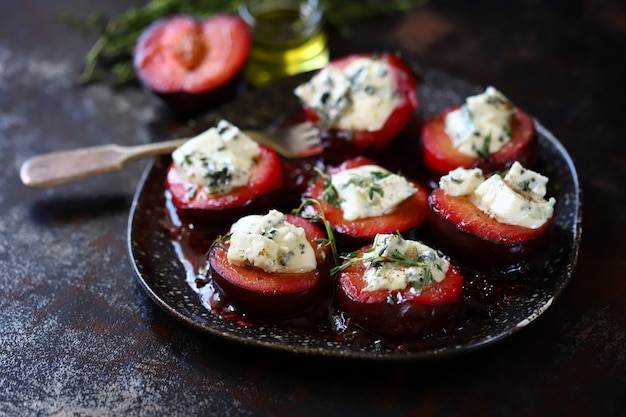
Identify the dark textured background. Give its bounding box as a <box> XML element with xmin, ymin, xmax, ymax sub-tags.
<box><xmin>2</xmin><ymin>0</ymin><xmax>624</xmax><ymax>415</ymax></box>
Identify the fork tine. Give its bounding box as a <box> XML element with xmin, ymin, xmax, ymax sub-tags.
<box><xmin>287</xmin><ymin>122</ymin><xmax>322</xmax><ymax>155</ymax></box>
<box><xmin>293</xmin><ymin>122</ymin><xmax>316</xmax><ymax>133</ymax></box>
<box><xmin>242</xmin><ymin>121</ymin><xmax>322</xmax><ymax>159</ymax></box>
<box><xmin>303</xmin><ymin>132</ymin><xmax>321</xmax><ymax>146</ymax></box>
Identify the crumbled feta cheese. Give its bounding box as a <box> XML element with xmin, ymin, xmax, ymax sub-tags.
<box><xmin>227</xmin><ymin>210</ymin><xmax>317</xmax><ymax>273</ymax></box>
<box><xmin>361</xmin><ymin>234</ymin><xmax>449</xmax><ymax>292</ymax></box>
<box><xmin>329</xmin><ymin>164</ymin><xmax>416</xmax><ymax>221</ymax></box>
<box><xmin>172</xmin><ymin>120</ymin><xmax>261</xmax><ymax>195</ymax></box>
<box><xmin>439</xmin><ymin>167</ymin><xmax>484</xmax><ymax>196</ymax></box>
<box><xmin>444</xmin><ymin>86</ymin><xmax>515</xmax><ymax>157</ymax></box>
<box><xmin>294</xmin><ymin>57</ymin><xmax>401</xmax><ymax>132</ymax></box>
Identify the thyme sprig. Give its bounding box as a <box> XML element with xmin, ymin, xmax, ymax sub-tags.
<box><xmin>330</xmin><ymin>245</ymin><xmax>427</xmax><ymax>277</ymax></box>
<box><xmin>292</xmin><ymin>198</ymin><xmax>339</xmax><ymax>265</ymax></box>
<box><xmin>473</xmin><ymin>132</ymin><xmax>492</xmax><ymax>160</ymax></box>
<box><xmin>312</xmin><ymin>167</ymin><xmax>340</xmax><ymax>207</ymax></box>
<box><xmin>207</xmin><ymin>233</ymin><xmax>231</xmax><ymax>256</ymax></box>
<box><xmin>314</xmin><ymin>166</ymin><xmax>391</xmax><ymax>208</ymax></box>
<box><xmin>67</xmin><ymin>0</ymin><xmax>430</xmax><ymax>85</ymax></box>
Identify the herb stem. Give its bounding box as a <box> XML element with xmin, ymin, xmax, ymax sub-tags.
<box><xmin>292</xmin><ymin>198</ymin><xmax>339</xmax><ymax>265</ymax></box>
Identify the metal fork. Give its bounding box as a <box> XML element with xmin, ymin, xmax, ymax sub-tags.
<box><xmin>19</xmin><ymin>121</ymin><xmax>320</xmax><ymax>188</ymax></box>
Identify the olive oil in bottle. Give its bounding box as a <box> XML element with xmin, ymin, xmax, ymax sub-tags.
<box><xmin>239</xmin><ymin>0</ymin><xmax>329</xmax><ymax>86</ymax></box>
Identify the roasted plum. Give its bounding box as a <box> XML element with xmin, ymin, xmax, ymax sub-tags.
<box><xmin>295</xmin><ymin>52</ymin><xmax>418</xmax><ymax>158</ymax></box>
<box><xmin>427</xmin><ymin>163</ymin><xmax>556</xmax><ymax>266</ymax></box>
<box><xmin>166</xmin><ymin>121</ymin><xmax>284</xmax><ymax>227</ymax></box>
<box><xmin>304</xmin><ymin>157</ymin><xmax>429</xmax><ymax>245</ymax></box>
<box><xmin>428</xmin><ymin>187</ymin><xmax>554</xmax><ymax>266</ymax></box>
<box><xmin>335</xmin><ymin>234</ymin><xmax>464</xmax><ymax>339</ymax></box>
<box><xmin>134</xmin><ymin>14</ymin><xmax>251</xmax><ymax>114</ymax></box>
<box><xmin>208</xmin><ymin>213</ymin><xmax>332</xmax><ymax>319</ymax></box>
<box><xmin>420</xmin><ymin>86</ymin><xmax>538</xmax><ymax>181</ymax></box>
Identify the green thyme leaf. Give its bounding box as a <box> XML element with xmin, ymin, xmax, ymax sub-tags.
<box><xmin>292</xmin><ymin>198</ymin><xmax>339</xmax><ymax>265</ymax></box>
<box><xmin>330</xmin><ymin>247</ymin><xmax>428</xmax><ymax>277</ymax></box>
<box><xmin>474</xmin><ymin>133</ymin><xmax>491</xmax><ymax>160</ymax></box>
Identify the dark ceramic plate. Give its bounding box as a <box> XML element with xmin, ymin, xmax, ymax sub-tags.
<box><xmin>128</xmin><ymin>68</ymin><xmax>582</xmax><ymax>360</ymax></box>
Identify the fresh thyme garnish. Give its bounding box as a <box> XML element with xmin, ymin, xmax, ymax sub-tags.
<box><xmin>185</xmin><ymin>184</ymin><xmax>198</xmax><ymax>199</ymax></box>
<box><xmin>344</xmin><ymin>170</ymin><xmax>389</xmax><ymax>200</ymax></box>
<box><xmin>411</xmin><ymin>265</ymin><xmax>432</xmax><ymax>292</ymax></box>
<box><xmin>330</xmin><ymin>247</ymin><xmax>428</xmax><ymax>277</ymax></box>
<box><xmin>206</xmin><ymin>233</ymin><xmax>231</xmax><ymax>256</ymax></box>
<box><xmin>313</xmin><ymin>167</ymin><xmax>340</xmax><ymax>207</ymax></box>
<box><xmin>65</xmin><ymin>0</ymin><xmax>430</xmax><ymax>85</ymax></box>
<box><xmin>364</xmin><ymin>171</ymin><xmax>387</xmax><ymax>199</ymax></box>
<box><xmin>320</xmin><ymin>167</ymin><xmax>391</xmax><ymax>207</ymax></box>
<box><xmin>474</xmin><ymin>133</ymin><xmax>492</xmax><ymax>160</ymax></box>
<box><xmin>292</xmin><ymin>198</ymin><xmax>339</xmax><ymax>265</ymax></box>
<box><xmin>502</xmin><ymin>123</ymin><xmax>512</xmax><ymax>140</ymax></box>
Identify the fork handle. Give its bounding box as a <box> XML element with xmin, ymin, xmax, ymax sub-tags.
<box><xmin>19</xmin><ymin>138</ymin><xmax>188</xmax><ymax>188</ymax></box>
<box><xmin>19</xmin><ymin>125</ymin><xmax>301</xmax><ymax>188</ymax></box>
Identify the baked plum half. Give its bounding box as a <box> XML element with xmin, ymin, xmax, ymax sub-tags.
<box><xmin>166</xmin><ymin>120</ymin><xmax>283</xmax><ymax>227</ymax></box>
<box><xmin>134</xmin><ymin>14</ymin><xmax>251</xmax><ymax>114</ymax></box>
<box><xmin>208</xmin><ymin>211</ymin><xmax>332</xmax><ymax>319</ymax></box>
<box><xmin>303</xmin><ymin>157</ymin><xmax>429</xmax><ymax>245</ymax></box>
<box><xmin>428</xmin><ymin>163</ymin><xmax>556</xmax><ymax>266</ymax></box>
<box><xmin>335</xmin><ymin>234</ymin><xmax>463</xmax><ymax>340</ymax></box>
<box><xmin>294</xmin><ymin>52</ymin><xmax>418</xmax><ymax>160</ymax></box>
<box><xmin>421</xmin><ymin>86</ymin><xmax>536</xmax><ymax>177</ymax></box>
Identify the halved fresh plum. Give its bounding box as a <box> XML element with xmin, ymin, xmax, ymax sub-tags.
<box><xmin>428</xmin><ymin>188</ymin><xmax>554</xmax><ymax>266</ymax></box>
<box><xmin>208</xmin><ymin>214</ymin><xmax>332</xmax><ymax>319</ymax></box>
<box><xmin>335</xmin><ymin>245</ymin><xmax>463</xmax><ymax>340</ymax></box>
<box><xmin>166</xmin><ymin>144</ymin><xmax>283</xmax><ymax>227</ymax></box>
<box><xmin>133</xmin><ymin>14</ymin><xmax>252</xmax><ymax>114</ymax></box>
<box><xmin>297</xmin><ymin>52</ymin><xmax>418</xmax><ymax>159</ymax></box>
<box><xmin>421</xmin><ymin>106</ymin><xmax>537</xmax><ymax>176</ymax></box>
<box><xmin>303</xmin><ymin>157</ymin><xmax>429</xmax><ymax>243</ymax></box>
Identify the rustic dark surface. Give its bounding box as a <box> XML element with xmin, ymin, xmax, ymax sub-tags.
<box><xmin>2</xmin><ymin>0</ymin><xmax>624</xmax><ymax>416</ymax></box>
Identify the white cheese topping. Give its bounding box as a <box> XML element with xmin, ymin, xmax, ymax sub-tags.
<box><xmin>444</xmin><ymin>86</ymin><xmax>515</xmax><ymax>157</ymax></box>
<box><xmin>504</xmin><ymin>159</ymin><xmax>549</xmax><ymax>197</ymax></box>
<box><xmin>438</xmin><ymin>167</ymin><xmax>484</xmax><ymax>197</ymax></box>
<box><xmin>329</xmin><ymin>164</ymin><xmax>416</xmax><ymax>221</ymax></box>
<box><xmin>439</xmin><ymin>162</ymin><xmax>556</xmax><ymax>229</ymax></box>
<box><xmin>294</xmin><ymin>57</ymin><xmax>401</xmax><ymax>132</ymax></box>
<box><xmin>172</xmin><ymin>120</ymin><xmax>261</xmax><ymax>194</ymax></box>
<box><xmin>226</xmin><ymin>210</ymin><xmax>317</xmax><ymax>273</ymax></box>
<box><xmin>361</xmin><ymin>234</ymin><xmax>449</xmax><ymax>293</ymax></box>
